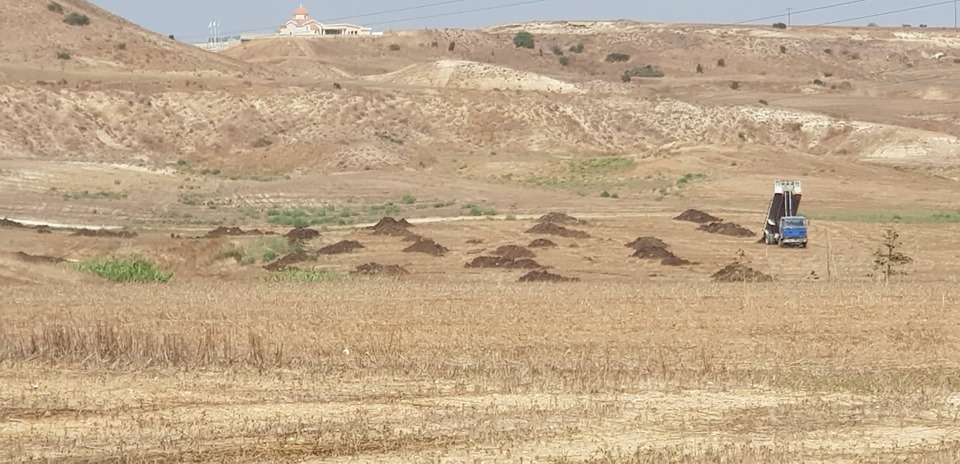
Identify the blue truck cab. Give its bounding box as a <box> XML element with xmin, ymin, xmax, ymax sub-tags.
<box><xmin>778</xmin><ymin>216</ymin><xmax>808</xmax><ymax>247</ymax></box>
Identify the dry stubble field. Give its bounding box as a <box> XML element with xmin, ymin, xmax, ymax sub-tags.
<box><xmin>2</xmin><ymin>216</ymin><xmax>960</xmax><ymax>462</ymax></box>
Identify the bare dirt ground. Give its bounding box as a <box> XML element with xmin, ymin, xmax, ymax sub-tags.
<box><xmin>3</xmin><ymin>1</ymin><xmax>960</xmax><ymax>461</ymax></box>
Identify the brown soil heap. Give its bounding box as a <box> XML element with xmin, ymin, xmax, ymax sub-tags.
<box><xmin>526</xmin><ymin>222</ymin><xmax>590</xmax><ymax>239</ymax></box>
<box><xmin>368</xmin><ymin>217</ymin><xmax>415</xmax><ymax>237</ymax></box>
<box><xmin>625</xmin><ymin>236</ymin><xmax>668</xmax><ymax>250</ymax></box>
<box><xmin>519</xmin><ymin>270</ymin><xmax>580</xmax><ymax>282</ymax></box>
<box><xmin>538</xmin><ymin>212</ymin><xmax>587</xmax><ymax>225</ymax></box>
<box><xmin>698</xmin><ymin>222</ymin><xmax>756</xmax><ymax>237</ymax></box>
<box><xmin>491</xmin><ymin>245</ymin><xmax>535</xmax><ymax>259</ymax></box>
<box><xmin>528</xmin><ymin>238</ymin><xmax>558</xmax><ymax>248</ymax></box>
<box><xmin>674</xmin><ymin>209</ymin><xmax>722</xmax><ymax>224</ymax></box>
<box><xmin>71</xmin><ymin>228</ymin><xmax>138</xmax><ymax>238</ymax></box>
<box><xmin>263</xmin><ymin>251</ymin><xmax>312</xmax><ymax>272</ymax></box>
<box><xmin>317</xmin><ymin>240</ymin><xmax>365</xmax><ymax>255</ymax></box>
<box><xmin>0</xmin><ymin>218</ymin><xmax>28</xmax><ymax>229</ymax></box>
<box><xmin>14</xmin><ymin>251</ymin><xmax>66</xmax><ymax>264</ymax></box>
<box><xmin>661</xmin><ymin>256</ymin><xmax>694</xmax><ymax>266</ymax></box>
<box><xmin>403</xmin><ymin>238</ymin><xmax>449</xmax><ymax>256</ymax></box>
<box><xmin>465</xmin><ymin>256</ymin><xmax>541</xmax><ymax>269</ymax></box>
<box><xmin>711</xmin><ymin>263</ymin><xmax>774</xmax><ymax>282</ymax></box>
<box><xmin>351</xmin><ymin>263</ymin><xmax>410</xmax><ymax>277</ymax></box>
<box><xmin>205</xmin><ymin>226</ymin><xmax>272</xmax><ymax>238</ymax></box>
<box><xmin>631</xmin><ymin>246</ymin><xmax>675</xmax><ymax>260</ymax></box>
<box><xmin>286</xmin><ymin>228</ymin><xmax>320</xmax><ymax>241</ymax></box>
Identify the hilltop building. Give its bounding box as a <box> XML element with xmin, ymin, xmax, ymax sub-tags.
<box><xmin>277</xmin><ymin>4</ymin><xmax>372</xmax><ymax>36</ymax></box>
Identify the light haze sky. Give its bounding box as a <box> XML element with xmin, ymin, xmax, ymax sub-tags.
<box><xmin>88</xmin><ymin>0</ymin><xmax>958</xmax><ymax>43</ymax></box>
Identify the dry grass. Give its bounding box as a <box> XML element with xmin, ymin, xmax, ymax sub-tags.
<box><xmin>2</xmin><ymin>281</ymin><xmax>959</xmax><ymax>461</ymax></box>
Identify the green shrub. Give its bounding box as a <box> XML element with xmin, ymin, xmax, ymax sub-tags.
<box><xmin>47</xmin><ymin>2</ymin><xmax>64</xmax><ymax>13</ymax></box>
<box><xmin>252</xmin><ymin>136</ymin><xmax>273</xmax><ymax>148</ymax></box>
<box><xmin>63</xmin><ymin>13</ymin><xmax>90</xmax><ymax>26</ymax></box>
<box><xmin>559</xmin><ymin>56</ymin><xmax>570</xmax><ymax>66</ymax></box>
<box><xmin>772</xmin><ymin>22</ymin><xmax>787</xmax><ymax>29</ymax></box>
<box><xmin>717</xmin><ymin>58</ymin><xmax>726</xmax><ymax>67</ymax></box>
<box><xmin>569</xmin><ymin>42</ymin><xmax>584</xmax><ymax>53</ymax></box>
<box><xmin>116</xmin><ymin>42</ymin><xmax>127</xmax><ymax>50</ymax></box>
<box><xmin>550</xmin><ymin>44</ymin><xmax>564</xmax><ymax>56</ymax></box>
<box><xmin>77</xmin><ymin>258</ymin><xmax>172</xmax><ymax>283</ymax></box>
<box><xmin>600</xmin><ymin>190</ymin><xmax>611</xmax><ymax>198</ymax></box>
<box><xmin>605</xmin><ymin>53</ymin><xmax>630</xmax><ymax>63</ymax></box>
<box><xmin>623</xmin><ymin>64</ymin><xmax>664</xmax><ymax>79</ymax></box>
<box><xmin>56</xmin><ymin>51</ymin><xmax>71</xmax><ymax>60</ymax></box>
<box><xmin>388</xmin><ymin>44</ymin><xmax>401</xmax><ymax>51</ymax></box>
<box><xmin>401</xmin><ymin>193</ymin><xmax>416</xmax><ymax>205</ymax></box>
<box><xmin>513</xmin><ymin>31</ymin><xmax>535</xmax><ymax>49</ymax></box>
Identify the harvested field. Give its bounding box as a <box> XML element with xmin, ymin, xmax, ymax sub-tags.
<box><xmin>518</xmin><ymin>270</ymin><xmax>579</xmax><ymax>282</ymax></box>
<box><xmin>263</xmin><ymin>251</ymin><xmax>312</xmax><ymax>272</ymax></box>
<box><xmin>491</xmin><ymin>245</ymin><xmax>535</xmax><ymax>259</ymax></box>
<box><xmin>528</xmin><ymin>238</ymin><xmax>557</xmax><ymax>248</ymax></box>
<box><xmin>526</xmin><ymin>222</ymin><xmax>590</xmax><ymax>239</ymax></box>
<box><xmin>285</xmin><ymin>228</ymin><xmax>320</xmax><ymax>241</ymax></box>
<box><xmin>351</xmin><ymin>262</ymin><xmax>409</xmax><ymax>276</ymax></box>
<box><xmin>317</xmin><ymin>240</ymin><xmax>365</xmax><ymax>255</ymax></box>
<box><xmin>538</xmin><ymin>212</ymin><xmax>587</xmax><ymax>225</ymax></box>
<box><xmin>71</xmin><ymin>228</ymin><xmax>138</xmax><ymax>238</ymax></box>
<box><xmin>205</xmin><ymin>226</ymin><xmax>272</xmax><ymax>238</ymax></box>
<box><xmin>675</xmin><ymin>209</ymin><xmax>722</xmax><ymax>224</ymax></box>
<box><xmin>403</xmin><ymin>238</ymin><xmax>448</xmax><ymax>256</ymax></box>
<box><xmin>14</xmin><ymin>251</ymin><xmax>65</xmax><ymax>264</ymax></box>
<box><xmin>712</xmin><ymin>262</ymin><xmax>774</xmax><ymax>282</ymax></box>
<box><xmin>465</xmin><ymin>256</ymin><xmax>541</xmax><ymax>269</ymax></box>
<box><xmin>625</xmin><ymin>236</ymin><xmax>669</xmax><ymax>250</ymax></box>
<box><xmin>698</xmin><ymin>221</ymin><xmax>756</xmax><ymax>237</ymax></box>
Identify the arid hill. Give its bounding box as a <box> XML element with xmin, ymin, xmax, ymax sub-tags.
<box><xmin>0</xmin><ymin>0</ymin><xmax>247</xmax><ymax>74</ymax></box>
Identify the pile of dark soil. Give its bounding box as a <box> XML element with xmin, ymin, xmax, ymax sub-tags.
<box><xmin>368</xmin><ymin>217</ymin><xmax>415</xmax><ymax>237</ymax></box>
<box><xmin>0</xmin><ymin>218</ymin><xmax>28</xmax><ymax>228</ymax></box>
<box><xmin>630</xmin><ymin>246</ymin><xmax>675</xmax><ymax>260</ymax></box>
<box><xmin>698</xmin><ymin>222</ymin><xmax>756</xmax><ymax>238</ymax></box>
<box><xmin>14</xmin><ymin>252</ymin><xmax>65</xmax><ymax>264</ymax></box>
<box><xmin>526</xmin><ymin>223</ymin><xmax>590</xmax><ymax>239</ymax></box>
<box><xmin>661</xmin><ymin>256</ymin><xmax>694</xmax><ymax>266</ymax></box>
<box><xmin>403</xmin><ymin>238</ymin><xmax>448</xmax><ymax>256</ymax></box>
<box><xmin>529</xmin><ymin>238</ymin><xmax>557</xmax><ymax>248</ymax></box>
<box><xmin>674</xmin><ymin>209</ymin><xmax>722</xmax><ymax>224</ymax></box>
<box><xmin>351</xmin><ymin>263</ymin><xmax>410</xmax><ymax>277</ymax></box>
<box><xmin>491</xmin><ymin>245</ymin><xmax>535</xmax><ymax>259</ymax></box>
<box><xmin>263</xmin><ymin>251</ymin><xmax>312</xmax><ymax>272</ymax></box>
<box><xmin>711</xmin><ymin>263</ymin><xmax>774</xmax><ymax>282</ymax></box>
<box><xmin>205</xmin><ymin>226</ymin><xmax>272</xmax><ymax>238</ymax></box>
<box><xmin>317</xmin><ymin>240</ymin><xmax>365</xmax><ymax>255</ymax></box>
<box><xmin>71</xmin><ymin>228</ymin><xmax>138</xmax><ymax>238</ymax></box>
<box><xmin>286</xmin><ymin>228</ymin><xmax>320</xmax><ymax>241</ymax></box>
<box><xmin>538</xmin><ymin>212</ymin><xmax>587</xmax><ymax>225</ymax></box>
<box><xmin>465</xmin><ymin>256</ymin><xmax>541</xmax><ymax>269</ymax></box>
<box><xmin>518</xmin><ymin>270</ymin><xmax>580</xmax><ymax>283</ymax></box>
<box><xmin>625</xmin><ymin>236</ymin><xmax>668</xmax><ymax>250</ymax></box>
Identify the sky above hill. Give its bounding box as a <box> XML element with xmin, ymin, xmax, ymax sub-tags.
<box><xmin>89</xmin><ymin>0</ymin><xmax>958</xmax><ymax>43</ymax></box>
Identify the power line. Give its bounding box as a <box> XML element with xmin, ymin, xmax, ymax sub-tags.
<box><xmin>817</xmin><ymin>0</ymin><xmax>954</xmax><ymax>25</ymax></box>
<box><xmin>365</xmin><ymin>0</ymin><xmax>551</xmax><ymax>27</ymax></box>
<box><xmin>733</xmin><ymin>0</ymin><xmax>871</xmax><ymax>25</ymax></box>
<box><xmin>178</xmin><ymin>0</ymin><xmax>477</xmax><ymax>41</ymax></box>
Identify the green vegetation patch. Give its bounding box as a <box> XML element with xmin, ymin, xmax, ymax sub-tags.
<box><xmin>806</xmin><ymin>210</ymin><xmax>960</xmax><ymax>224</ymax></box>
<box><xmin>267</xmin><ymin>268</ymin><xmax>344</xmax><ymax>283</ymax></box>
<box><xmin>675</xmin><ymin>172</ymin><xmax>707</xmax><ymax>188</ymax></box>
<box><xmin>570</xmin><ymin>156</ymin><xmax>637</xmax><ymax>175</ymax></box>
<box><xmin>77</xmin><ymin>258</ymin><xmax>172</xmax><ymax>283</ymax></box>
<box><xmin>61</xmin><ymin>190</ymin><xmax>128</xmax><ymax>201</ymax></box>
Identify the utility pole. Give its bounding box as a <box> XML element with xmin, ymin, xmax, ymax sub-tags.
<box><xmin>787</xmin><ymin>8</ymin><xmax>792</xmax><ymax>26</ymax></box>
<box><xmin>954</xmin><ymin>0</ymin><xmax>957</xmax><ymax>29</ymax></box>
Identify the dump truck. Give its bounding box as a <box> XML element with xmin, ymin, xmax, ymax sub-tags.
<box><xmin>762</xmin><ymin>180</ymin><xmax>808</xmax><ymax>247</ymax></box>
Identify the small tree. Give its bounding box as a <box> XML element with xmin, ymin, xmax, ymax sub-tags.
<box><xmin>513</xmin><ymin>31</ymin><xmax>535</xmax><ymax>49</ymax></box>
<box><xmin>871</xmin><ymin>229</ymin><xmax>913</xmax><ymax>282</ymax></box>
<box><xmin>63</xmin><ymin>12</ymin><xmax>90</xmax><ymax>26</ymax></box>
<box><xmin>696</xmin><ymin>63</ymin><xmax>703</xmax><ymax>74</ymax></box>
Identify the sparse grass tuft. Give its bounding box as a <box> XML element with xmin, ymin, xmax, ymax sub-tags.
<box><xmin>676</xmin><ymin>172</ymin><xmax>707</xmax><ymax>187</ymax></box>
<box><xmin>77</xmin><ymin>258</ymin><xmax>172</xmax><ymax>283</ymax></box>
<box><xmin>571</xmin><ymin>156</ymin><xmax>637</xmax><ymax>175</ymax></box>
<box><xmin>266</xmin><ymin>268</ymin><xmax>344</xmax><ymax>282</ymax></box>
